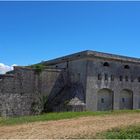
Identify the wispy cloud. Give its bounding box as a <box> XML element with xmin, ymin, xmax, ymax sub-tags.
<box><xmin>0</xmin><ymin>63</ymin><xmax>17</xmax><ymax>74</ymax></box>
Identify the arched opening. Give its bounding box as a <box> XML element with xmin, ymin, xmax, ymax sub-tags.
<box><xmin>124</xmin><ymin>65</ymin><xmax>130</xmax><ymax>69</ymax></box>
<box><xmin>97</xmin><ymin>88</ymin><xmax>114</xmax><ymax>111</ymax></box>
<box><xmin>103</xmin><ymin>62</ymin><xmax>110</xmax><ymax>67</ymax></box>
<box><xmin>119</xmin><ymin>89</ymin><xmax>133</xmax><ymax>110</ymax></box>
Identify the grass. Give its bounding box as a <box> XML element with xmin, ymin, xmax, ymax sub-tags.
<box><xmin>0</xmin><ymin>110</ymin><xmax>140</xmax><ymax>126</ymax></box>
<box><xmin>96</xmin><ymin>124</ymin><xmax>140</xmax><ymax>139</ymax></box>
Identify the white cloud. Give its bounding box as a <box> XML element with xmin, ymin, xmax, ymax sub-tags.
<box><xmin>0</xmin><ymin>63</ymin><xmax>17</xmax><ymax>74</ymax></box>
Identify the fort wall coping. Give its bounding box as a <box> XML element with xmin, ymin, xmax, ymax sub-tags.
<box><xmin>40</xmin><ymin>50</ymin><xmax>140</xmax><ymax>65</ymax></box>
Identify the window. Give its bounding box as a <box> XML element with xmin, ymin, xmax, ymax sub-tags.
<box><xmin>77</xmin><ymin>73</ymin><xmax>80</xmax><ymax>81</ymax></box>
<box><xmin>125</xmin><ymin>76</ymin><xmax>128</xmax><ymax>82</ymax></box>
<box><xmin>124</xmin><ymin>65</ymin><xmax>130</xmax><ymax>69</ymax></box>
<box><xmin>101</xmin><ymin>98</ymin><xmax>104</xmax><ymax>103</ymax></box>
<box><xmin>98</xmin><ymin>74</ymin><xmax>102</xmax><ymax>80</ymax></box>
<box><xmin>111</xmin><ymin>75</ymin><xmax>114</xmax><ymax>81</ymax></box>
<box><xmin>103</xmin><ymin>62</ymin><xmax>110</xmax><ymax>67</ymax></box>
<box><xmin>138</xmin><ymin>77</ymin><xmax>140</xmax><ymax>82</ymax></box>
<box><xmin>131</xmin><ymin>77</ymin><xmax>134</xmax><ymax>82</ymax></box>
<box><xmin>105</xmin><ymin>74</ymin><xmax>108</xmax><ymax>81</ymax></box>
<box><xmin>0</xmin><ymin>76</ymin><xmax>2</xmax><ymax>81</ymax></box>
<box><xmin>120</xmin><ymin>76</ymin><xmax>123</xmax><ymax>81</ymax></box>
<box><xmin>122</xmin><ymin>98</ymin><xmax>125</xmax><ymax>103</ymax></box>
<box><xmin>66</xmin><ymin>61</ymin><xmax>69</xmax><ymax>68</ymax></box>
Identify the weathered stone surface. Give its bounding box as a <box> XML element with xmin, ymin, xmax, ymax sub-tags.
<box><xmin>0</xmin><ymin>67</ymin><xmax>66</xmax><ymax>117</ymax></box>
<box><xmin>0</xmin><ymin>50</ymin><xmax>140</xmax><ymax>117</ymax></box>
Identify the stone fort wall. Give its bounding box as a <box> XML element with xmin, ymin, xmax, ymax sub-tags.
<box><xmin>0</xmin><ymin>67</ymin><xmax>66</xmax><ymax>117</ymax></box>
<box><xmin>41</xmin><ymin>50</ymin><xmax>140</xmax><ymax>112</ymax></box>
<box><xmin>86</xmin><ymin>57</ymin><xmax>140</xmax><ymax>111</ymax></box>
<box><xmin>1</xmin><ymin>50</ymin><xmax>140</xmax><ymax>117</ymax></box>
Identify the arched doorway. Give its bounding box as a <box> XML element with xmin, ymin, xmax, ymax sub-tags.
<box><xmin>97</xmin><ymin>88</ymin><xmax>114</xmax><ymax>111</ymax></box>
<box><xmin>119</xmin><ymin>89</ymin><xmax>133</xmax><ymax>110</ymax></box>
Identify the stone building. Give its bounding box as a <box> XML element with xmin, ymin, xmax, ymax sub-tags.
<box><xmin>0</xmin><ymin>50</ymin><xmax>140</xmax><ymax>117</ymax></box>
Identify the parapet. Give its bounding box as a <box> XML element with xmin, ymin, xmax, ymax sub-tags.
<box><xmin>40</xmin><ymin>50</ymin><xmax>140</xmax><ymax>65</ymax></box>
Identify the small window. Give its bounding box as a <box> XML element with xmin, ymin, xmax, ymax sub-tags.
<box><xmin>138</xmin><ymin>77</ymin><xmax>140</xmax><ymax>82</ymax></box>
<box><xmin>103</xmin><ymin>62</ymin><xmax>109</xmax><ymax>67</ymax></box>
<box><xmin>0</xmin><ymin>76</ymin><xmax>2</xmax><ymax>80</ymax></box>
<box><xmin>105</xmin><ymin>74</ymin><xmax>108</xmax><ymax>81</ymax></box>
<box><xmin>55</xmin><ymin>65</ymin><xmax>58</xmax><ymax>68</ymax></box>
<box><xmin>66</xmin><ymin>61</ymin><xmax>69</xmax><ymax>68</ymax></box>
<box><xmin>131</xmin><ymin>77</ymin><xmax>134</xmax><ymax>82</ymax></box>
<box><xmin>120</xmin><ymin>76</ymin><xmax>123</xmax><ymax>81</ymax></box>
<box><xmin>78</xmin><ymin>73</ymin><xmax>80</xmax><ymax>81</ymax></box>
<box><xmin>111</xmin><ymin>75</ymin><xmax>114</xmax><ymax>81</ymax></box>
<box><xmin>101</xmin><ymin>98</ymin><xmax>104</xmax><ymax>103</ymax></box>
<box><xmin>125</xmin><ymin>76</ymin><xmax>128</xmax><ymax>82</ymax></box>
<box><xmin>20</xmin><ymin>92</ymin><xmax>24</xmax><ymax>96</ymax></box>
<box><xmin>122</xmin><ymin>98</ymin><xmax>125</xmax><ymax>103</ymax></box>
<box><xmin>124</xmin><ymin>65</ymin><xmax>130</xmax><ymax>69</ymax></box>
<box><xmin>98</xmin><ymin>74</ymin><xmax>102</xmax><ymax>80</ymax></box>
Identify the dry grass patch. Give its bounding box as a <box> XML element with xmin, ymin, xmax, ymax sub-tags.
<box><xmin>0</xmin><ymin>112</ymin><xmax>140</xmax><ymax>139</ymax></box>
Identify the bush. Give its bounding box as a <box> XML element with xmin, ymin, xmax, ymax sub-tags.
<box><xmin>39</xmin><ymin>95</ymin><xmax>48</xmax><ymax>113</ymax></box>
<box><xmin>34</xmin><ymin>64</ymin><xmax>44</xmax><ymax>73</ymax></box>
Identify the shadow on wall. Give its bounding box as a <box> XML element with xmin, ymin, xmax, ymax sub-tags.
<box><xmin>47</xmin><ymin>82</ymin><xmax>86</xmax><ymax>112</ymax></box>
<box><xmin>30</xmin><ymin>69</ymin><xmax>67</xmax><ymax>114</ymax></box>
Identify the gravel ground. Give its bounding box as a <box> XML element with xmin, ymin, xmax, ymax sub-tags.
<box><xmin>0</xmin><ymin>113</ymin><xmax>140</xmax><ymax>139</ymax></box>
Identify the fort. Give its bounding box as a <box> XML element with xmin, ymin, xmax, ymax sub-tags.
<box><xmin>0</xmin><ymin>50</ymin><xmax>140</xmax><ymax>117</ymax></box>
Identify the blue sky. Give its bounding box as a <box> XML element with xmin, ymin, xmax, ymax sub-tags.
<box><xmin>0</xmin><ymin>1</ymin><xmax>140</xmax><ymax>68</ymax></box>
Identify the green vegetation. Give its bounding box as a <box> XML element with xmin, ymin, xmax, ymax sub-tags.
<box><xmin>0</xmin><ymin>111</ymin><xmax>106</xmax><ymax>126</ymax></box>
<box><xmin>30</xmin><ymin>64</ymin><xmax>45</xmax><ymax>73</ymax></box>
<box><xmin>31</xmin><ymin>95</ymin><xmax>48</xmax><ymax>114</ymax></box>
<box><xmin>96</xmin><ymin>125</ymin><xmax>140</xmax><ymax>139</ymax></box>
<box><xmin>0</xmin><ymin>110</ymin><xmax>140</xmax><ymax>126</ymax></box>
<box><xmin>39</xmin><ymin>95</ymin><xmax>48</xmax><ymax>113</ymax></box>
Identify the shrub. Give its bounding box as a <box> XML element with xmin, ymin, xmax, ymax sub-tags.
<box><xmin>39</xmin><ymin>95</ymin><xmax>48</xmax><ymax>113</ymax></box>
<box><xmin>34</xmin><ymin>64</ymin><xmax>44</xmax><ymax>73</ymax></box>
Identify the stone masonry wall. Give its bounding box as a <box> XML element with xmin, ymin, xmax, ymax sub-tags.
<box><xmin>86</xmin><ymin>57</ymin><xmax>140</xmax><ymax>111</ymax></box>
<box><xmin>0</xmin><ymin>67</ymin><xmax>66</xmax><ymax>117</ymax></box>
<box><xmin>45</xmin><ymin>58</ymin><xmax>88</xmax><ymax>102</ymax></box>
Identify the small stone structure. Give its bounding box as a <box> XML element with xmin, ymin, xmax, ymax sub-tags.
<box><xmin>0</xmin><ymin>50</ymin><xmax>140</xmax><ymax>117</ymax></box>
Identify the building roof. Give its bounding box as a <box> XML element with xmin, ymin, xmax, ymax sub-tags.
<box><xmin>41</xmin><ymin>50</ymin><xmax>140</xmax><ymax>65</ymax></box>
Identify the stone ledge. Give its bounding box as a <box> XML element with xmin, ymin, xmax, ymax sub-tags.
<box><xmin>40</xmin><ymin>50</ymin><xmax>140</xmax><ymax>65</ymax></box>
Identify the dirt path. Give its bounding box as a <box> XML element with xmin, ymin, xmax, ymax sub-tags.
<box><xmin>0</xmin><ymin>113</ymin><xmax>140</xmax><ymax>139</ymax></box>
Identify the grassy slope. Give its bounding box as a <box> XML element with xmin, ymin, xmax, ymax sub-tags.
<box><xmin>0</xmin><ymin>110</ymin><xmax>140</xmax><ymax>126</ymax></box>
<box><xmin>96</xmin><ymin>125</ymin><xmax>140</xmax><ymax>139</ymax></box>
